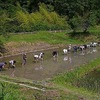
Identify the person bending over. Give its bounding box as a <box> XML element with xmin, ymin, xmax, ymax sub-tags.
<box><xmin>9</xmin><ymin>60</ymin><xmax>16</xmax><ymax>68</ymax></box>
<box><xmin>0</xmin><ymin>62</ymin><xmax>7</xmax><ymax>71</ymax></box>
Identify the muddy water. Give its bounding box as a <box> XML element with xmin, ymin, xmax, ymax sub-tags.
<box><xmin>0</xmin><ymin>47</ymin><xmax>100</xmax><ymax>81</ymax></box>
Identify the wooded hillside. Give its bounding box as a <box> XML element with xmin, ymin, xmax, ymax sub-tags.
<box><xmin>0</xmin><ymin>0</ymin><xmax>100</xmax><ymax>33</ymax></box>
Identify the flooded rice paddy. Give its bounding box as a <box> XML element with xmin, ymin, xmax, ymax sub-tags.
<box><xmin>0</xmin><ymin>47</ymin><xmax>100</xmax><ymax>81</ymax></box>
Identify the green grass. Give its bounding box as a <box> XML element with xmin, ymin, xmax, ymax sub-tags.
<box><xmin>0</xmin><ymin>27</ymin><xmax>99</xmax><ymax>45</ymax></box>
<box><xmin>88</xmin><ymin>26</ymin><xmax>100</xmax><ymax>34</ymax></box>
<box><xmin>51</xmin><ymin>58</ymin><xmax>100</xmax><ymax>100</ymax></box>
<box><xmin>76</xmin><ymin>68</ymin><xmax>100</xmax><ymax>93</ymax></box>
<box><xmin>0</xmin><ymin>31</ymin><xmax>83</xmax><ymax>44</ymax></box>
<box><xmin>0</xmin><ymin>78</ymin><xmax>84</xmax><ymax>100</ymax></box>
<box><xmin>0</xmin><ymin>82</ymin><xmax>35</xmax><ymax>100</ymax></box>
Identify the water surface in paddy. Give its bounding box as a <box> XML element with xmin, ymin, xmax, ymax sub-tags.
<box><xmin>0</xmin><ymin>47</ymin><xmax>100</xmax><ymax>81</ymax></box>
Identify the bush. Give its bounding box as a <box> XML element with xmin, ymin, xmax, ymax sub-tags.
<box><xmin>13</xmin><ymin>3</ymin><xmax>68</xmax><ymax>32</ymax></box>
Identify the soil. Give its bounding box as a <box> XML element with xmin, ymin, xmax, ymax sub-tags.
<box><xmin>3</xmin><ymin>42</ymin><xmax>64</xmax><ymax>56</ymax></box>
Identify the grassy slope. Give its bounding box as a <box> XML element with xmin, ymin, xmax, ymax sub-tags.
<box><xmin>52</xmin><ymin>58</ymin><xmax>100</xmax><ymax>100</ymax></box>
<box><xmin>0</xmin><ymin>31</ymin><xmax>83</xmax><ymax>44</ymax></box>
<box><xmin>0</xmin><ymin>27</ymin><xmax>100</xmax><ymax>45</ymax></box>
<box><xmin>0</xmin><ymin>75</ymin><xmax>80</xmax><ymax>100</ymax></box>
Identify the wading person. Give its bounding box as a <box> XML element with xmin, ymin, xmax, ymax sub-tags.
<box><xmin>22</xmin><ymin>53</ymin><xmax>27</xmax><ymax>65</ymax></box>
<box><xmin>9</xmin><ymin>60</ymin><xmax>16</xmax><ymax>68</ymax></box>
<box><xmin>0</xmin><ymin>62</ymin><xmax>7</xmax><ymax>71</ymax></box>
<box><xmin>52</xmin><ymin>51</ymin><xmax>58</xmax><ymax>61</ymax></box>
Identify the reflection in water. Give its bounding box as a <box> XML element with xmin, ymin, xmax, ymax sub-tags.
<box><xmin>53</xmin><ymin>56</ymin><xmax>58</xmax><ymax>62</ymax></box>
<box><xmin>0</xmin><ymin>47</ymin><xmax>100</xmax><ymax>81</ymax></box>
<box><xmin>92</xmin><ymin>48</ymin><xmax>97</xmax><ymax>53</ymax></box>
<box><xmin>10</xmin><ymin>68</ymin><xmax>15</xmax><ymax>77</ymax></box>
<box><xmin>63</xmin><ymin>56</ymin><xmax>68</xmax><ymax>61</ymax></box>
<box><xmin>78</xmin><ymin>47</ymin><xmax>98</xmax><ymax>55</ymax></box>
<box><xmin>35</xmin><ymin>62</ymin><xmax>43</xmax><ymax>71</ymax></box>
<box><xmin>35</xmin><ymin>65</ymin><xmax>43</xmax><ymax>70</ymax></box>
<box><xmin>87</xmin><ymin>50</ymin><xmax>92</xmax><ymax>54</ymax></box>
<box><xmin>87</xmin><ymin>47</ymin><xmax>97</xmax><ymax>54</ymax></box>
<box><xmin>63</xmin><ymin>56</ymin><xmax>72</xmax><ymax>63</ymax></box>
<box><xmin>69</xmin><ymin>57</ymin><xmax>72</xmax><ymax>63</ymax></box>
<box><xmin>35</xmin><ymin>66</ymin><xmax>43</xmax><ymax>70</ymax></box>
<box><xmin>80</xmin><ymin>51</ymin><xmax>85</xmax><ymax>56</ymax></box>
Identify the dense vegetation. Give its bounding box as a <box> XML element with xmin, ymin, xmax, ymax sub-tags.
<box><xmin>0</xmin><ymin>0</ymin><xmax>100</xmax><ymax>100</ymax></box>
<box><xmin>0</xmin><ymin>0</ymin><xmax>100</xmax><ymax>33</ymax></box>
<box><xmin>0</xmin><ymin>2</ymin><xmax>68</xmax><ymax>33</ymax></box>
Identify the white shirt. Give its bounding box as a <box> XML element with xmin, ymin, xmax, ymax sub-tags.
<box><xmin>9</xmin><ymin>60</ymin><xmax>14</xmax><ymax>65</ymax></box>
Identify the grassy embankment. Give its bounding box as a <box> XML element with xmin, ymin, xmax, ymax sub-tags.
<box><xmin>0</xmin><ymin>27</ymin><xmax>100</xmax><ymax>55</ymax></box>
<box><xmin>51</xmin><ymin>58</ymin><xmax>100</xmax><ymax>100</ymax></box>
<box><xmin>0</xmin><ymin>31</ymin><xmax>84</xmax><ymax>55</ymax></box>
<box><xmin>0</xmin><ymin>80</ymin><xmax>81</xmax><ymax>100</ymax></box>
<box><xmin>0</xmin><ymin>26</ymin><xmax>100</xmax><ymax>44</ymax></box>
<box><xmin>0</xmin><ymin>31</ymin><xmax>82</xmax><ymax>44</ymax></box>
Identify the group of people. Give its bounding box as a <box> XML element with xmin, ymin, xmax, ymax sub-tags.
<box><xmin>63</xmin><ymin>41</ymin><xmax>100</xmax><ymax>54</ymax></box>
<box><xmin>0</xmin><ymin>60</ymin><xmax>16</xmax><ymax>71</ymax></box>
<box><xmin>0</xmin><ymin>50</ymin><xmax>58</xmax><ymax>71</ymax></box>
<box><xmin>0</xmin><ymin>53</ymin><xmax>27</xmax><ymax>71</ymax></box>
<box><xmin>0</xmin><ymin>41</ymin><xmax>100</xmax><ymax>71</ymax></box>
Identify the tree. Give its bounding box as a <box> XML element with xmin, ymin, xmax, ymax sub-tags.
<box><xmin>52</xmin><ymin>0</ymin><xmax>100</xmax><ymax>29</ymax></box>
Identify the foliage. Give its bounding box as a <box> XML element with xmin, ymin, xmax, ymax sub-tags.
<box><xmin>0</xmin><ymin>31</ymin><xmax>84</xmax><ymax>45</ymax></box>
<box><xmin>76</xmin><ymin>68</ymin><xmax>100</xmax><ymax>93</ymax></box>
<box><xmin>52</xmin><ymin>0</ymin><xmax>100</xmax><ymax>32</ymax></box>
<box><xmin>0</xmin><ymin>0</ymin><xmax>100</xmax><ymax>32</ymax></box>
<box><xmin>52</xmin><ymin>58</ymin><xmax>100</xmax><ymax>98</ymax></box>
<box><xmin>0</xmin><ymin>3</ymin><xmax>68</xmax><ymax>32</ymax></box>
<box><xmin>68</xmin><ymin>15</ymin><xmax>83</xmax><ymax>32</ymax></box>
<box><xmin>14</xmin><ymin>3</ymin><xmax>67</xmax><ymax>31</ymax></box>
<box><xmin>0</xmin><ymin>82</ymin><xmax>26</xmax><ymax>100</ymax></box>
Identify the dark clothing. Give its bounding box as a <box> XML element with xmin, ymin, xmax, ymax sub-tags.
<box><xmin>0</xmin><ymin>63</ymin><xmax>5</xmax><ymax>71</ymax></box>
<box><xmin>73</xmin><ymin>46</ymin><xmax>78</xmax><ymax>52</ymax></box>
<box><xmin>83</xmin><ymin>45</ymin><xmax>87</xmax><ymax>49</ymax></box>
<box><xmin>22</xmin><ymin>54</ymin><xmax>27</xmax><ymax>65</ymax></box>
<box><xmin>23</xmin><ymin>54</ymin><xmax>27</xmax><ymax>60</ymax></box>
<box><xmin>0</xmin><ymin>63</ymin><xmax>5</xmax><ymax>68</ymax></box>
<box><xmin>52</xmin><ymin>51</ymin><xmax>58</xmax><ymax>57</ymax></box>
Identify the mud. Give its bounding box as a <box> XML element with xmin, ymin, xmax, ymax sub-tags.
<box><xmin>0</xmin><ymin>47</ymin><xmax>100</xmax><ymax>81</ymax></box>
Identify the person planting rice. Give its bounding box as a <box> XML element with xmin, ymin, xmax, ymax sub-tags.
<box><xmin>9</xmin><ymin>60</ymin><xmax>16</xmax><ymax>68</ymax></box>
<box><xmin>0</xmin><ymin>62</ymin><xmax>7</xmax><ymax>71</ymax></box>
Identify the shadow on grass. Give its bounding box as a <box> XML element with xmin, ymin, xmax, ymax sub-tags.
<box><xmin>68</xmin><ymin>31</ymin><xmax>91</xmax><ymax>37</ymax></box>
